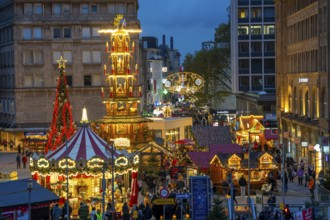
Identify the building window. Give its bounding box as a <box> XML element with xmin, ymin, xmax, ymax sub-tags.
<box><xmin>23</xmin><ymin>50</ymin><xmax>43</xmax><ymax>65</ymax></box>
<box><xmin>264</xmin><ymin>42</ymin><xmax>274</xmax><ymax>52</ymax></box>
<box><xmin>238</xmin><ymin>59</ymin><xmax>249</xmax><ymax>74</ymax></box>
<box><xmin>53</xmin><ymin>3</ymin><xmax>61</xmax><ymax>14</ymax></box>
<box><xmin>23</xmin><ymin>74</ymin><xmax>44</xmax><ymax>87</ymax></box>
<box><xmin>239</xmin><ymin>76</ymin><xmax>249</xmax><ymax>91</ymax></box>
<box><xmin>251</xmin><ymin>7</ymin><xmax>262</xmax><ymax>19</ymax></box>
<box><xmin>34</xmin><ymin>28</ymin><xmax>42</xmax><ymax>39</ymax></box>
<box><xmin>264</xmin><ymin>7</ymin><xmax>275</xmax><ymax>19</ymax></box>
<box><xmin>92</xmin><ymin>27</ymin><xmax>100</xmax><ymax>37</ymax></box>
<box><xmin>239</xmin><ymin>8</ymin><xmax>248</xmax><ymax>18</ymax></box>
<box><xmin>264</xmin><ymin>59</ymin><xmax>275</xmax><ymax>73</ymax></box>
<box><xmin>34</xmin><ymin>4</ymin><xmax>43</xmax><ymax>14</ymax></box>
<box><xmin>53</xmin><ymin>51</ymin><xmax>72</xmax><ymax>64</ymax></box>
<box><xmin>23</xmin><ymin>28</ymin><xmax>32</xmax><ymax>39</ymax></box>
<box><xmin>53</xmin><ymin>28</ymin><xmax>61</xmax><ymax>38</ymax></box>
<box><xmin>264</xmin><ymin>25</ymin><xmax>275</xmax><ymax>35</ymax></box>
<box><xmin>90</xmin><ymin>4</ymin><xmax>98</xmax><ymax>14</ymax></box>
<box><xmin>24</xmin><ymin>4</ymin><xmax>33</xmax><ymax>15</ymax></box>
<box><xmin>251</xmin><ymin>26</ymin><xmax>262</xmax><ymax>35</ymax></box>
<box><xmin>22</xmin><ymin>28</ymin><xmax>42</xmax><ymax>40</ymax></box>
<box><xmin>117</xmin><ymin>3</ymin><xmax>126</xmax><ymax>14</ymax></box>
<box><xmin>65</xmin><ymin>75</ymin><xmax>73</xmax><ymax>87</ymax></box>
<box><xmin>264</xmin><ymin>75</ymin><xmax>275</xmax><ymax>87</ymax></box>
<box><xmin>251</xmin><ymin>75</ymin><xmax>262</xmax><ymax>91</ymax></box>
<box><xmin>82</xmin><ymin>27</ymin><xmax>91</xmax><ymax>38</ymax></box>
<box><xmin>82</xmin><ymin>51</ymin><xmax>101</xmax><ymax>64</ymax></box>
<box><xmin>251</xmin><ymin>59</ymin><xmax>262</xmax><ymax>73</ymax></box>
<box><xmin>63</xmin><ymin>28</ymin><xmax>71</xmax><ymax>38</ymax></box>
<box><xmin>238</xmin><ymin>42</ymin><xmax>249</xmax><ymax>56</ymax></box>
<box><xmin>62</xmin><ymin>4</ymin><xmax>71</xmax><ymax>14</ymax></box>
<box><xmin>251</xmin><ymin>42</ymin><xmax>262</xmax><ymax>56</ymax></box>
<box><xmin>238</xmin><ymin>25</ymin><xmax>249</xmax><ymax>35</ymax></box>
<box><xmin>80</xmin><ymin>4</ymin><xmax>89</xmax><ymax>14</ymax></box>
<box><xmin>84</xmin><ymin>75</ymin><xmax>92</xmax><ymax>86</ymax></box>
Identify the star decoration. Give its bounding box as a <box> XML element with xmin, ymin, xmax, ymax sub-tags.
<box><xmin>57</xmin><ymin>56</ymin><xmax>67</xmax><ymax>69</ymax></box>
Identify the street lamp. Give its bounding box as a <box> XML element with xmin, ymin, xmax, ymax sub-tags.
<box><xmin>27</xmin><ymin>179</ymin><xmax>33</xmax><ymax>220</ymax></box>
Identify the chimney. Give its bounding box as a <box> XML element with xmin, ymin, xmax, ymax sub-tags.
<box><xmin>162</xmin><ymin>35</ymin><xmax>166</xmax><ymax>48</ymax></box>
<box><xmin>170</xmin><ymin>36</ymin><xmax>174</xmax><ymax>49</ymax></box>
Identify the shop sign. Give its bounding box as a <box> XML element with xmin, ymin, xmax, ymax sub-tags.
<box><xmin>301</xmin><ymin>142</ymin><xmax>308</xmax><ymax>147</ymax></box>
<box><xmin>24</xmin><ymin>131</ymin><xmax>46</xmax><ymax>136</ymax></box>
<box><xmin>113</xmin><ymin>138</ymin><xmax>130</xmax><ymax>147</ymax></box>
<box><xmin>298</xmin><ymin>78</ymin><xmax>308</xmax><ymax>83</ymax></box>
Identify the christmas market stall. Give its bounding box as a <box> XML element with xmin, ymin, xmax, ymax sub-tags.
<box><xmin>0</xmin><ymin>179</ymin><xmax>59</xmax><ymax>220</ymax></box>
<box><xmin>187</xmin><ymin>150</ymin><xmax>278</xmax><ymax>195</ymax></box>
<box><xmin>30</xmin><ymin>124</ymin><xmax>139</xmax><ymax>216</ymax></box>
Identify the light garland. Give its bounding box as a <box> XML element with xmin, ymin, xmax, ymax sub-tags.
<box><xmin>58</xmin><ymin>158</ymin><xmax>76</xmax><ymax>169</ymax></box>
<box><xmin>37</xmin><ymin>158</ymin><xmax>50</xmax><ymax>169</ymax></box>
<box><xmin>87</xmin><ymin>158</ymin><xmax>104</xmax><ymax>169</ymax></box>
<box><xmin>30</xmin><ymin>157</ymin><xmax>34</xmax><ymax>167</ymax></box>
<box><xmin>115</xmin><ymin>156</ymin><xmax>128</xmax><ymax>166</ymax></box>
<box><xmin>133</xmin><ymin>155</ymin><xmax>139</xmax><ymax>165</ymax></box>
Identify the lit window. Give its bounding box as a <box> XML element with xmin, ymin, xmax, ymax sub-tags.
<box><xmin>264</xmin><ymin>25</ymin><xmax>275</xmax><ymax>35</ymax></box>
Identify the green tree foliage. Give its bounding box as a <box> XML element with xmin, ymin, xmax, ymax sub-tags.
<box><xmin>182</xmin><ymin>23</ymin><xmax>231</xmax><ymax>109</ymax></box>
<box><xmin>206</xmin><ymin>198</ymin><xmax>228</xmax><ymax>220</ymax></box>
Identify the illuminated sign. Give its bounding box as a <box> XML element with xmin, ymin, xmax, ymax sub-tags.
<box><xmin>301</xmin><ymin>142</ymin><xmax>308</xmax><ymax>147</ymax></box>
<box><xmin>114</xmin><ymin>138</ymin><xmax>130</xmax><ymax>147</ymax></box>
<box><xmin>299</xmin><ymin>78</ymin><xmax>308</xmax><ymax>83</ymax></box>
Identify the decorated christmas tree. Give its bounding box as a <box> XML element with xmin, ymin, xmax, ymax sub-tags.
<box><xmin>45</xmin><ymin>56</ymin><xmax>75</xmax><ymax>153</ymax></box>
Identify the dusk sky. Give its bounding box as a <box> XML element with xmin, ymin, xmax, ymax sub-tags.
<box><xmin>138</xmin><ymin>0</ymin><xmax>230</xmax><ymax>61</ymax></box>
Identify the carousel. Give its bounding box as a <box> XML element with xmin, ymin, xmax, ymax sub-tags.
<box><xmin>30</xmin><ymin>123</ymin><xmax>140</xmax><ymax>216</ymax></box>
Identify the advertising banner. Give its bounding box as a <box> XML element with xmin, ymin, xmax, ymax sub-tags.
<box><xmin>189</xmin><ymin>176</ymin><xmax>211</xmax><ymax>220</ymax></box>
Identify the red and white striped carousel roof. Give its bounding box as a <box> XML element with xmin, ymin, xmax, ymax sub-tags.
<box><xmin>46</xmin><ymin>125</ymin><xmax>121</xmax><ymax>161</ymax></box>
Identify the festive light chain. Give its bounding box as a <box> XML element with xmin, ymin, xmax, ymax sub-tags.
<box><xmin>58</xmin><ymin>158</ymin><xmax>76</xmax><ymax>169</ymax></box>
<box><xmin>37</xmin><ymin>158</ymin><xmax>50</xmax><ymax>169</ymax></box>
<box><xmin>115</xmin><ymin>156</ymin><xmax>128</xmax><ymax>166</ymax></box>
<box><xmin>133</xmin><ymin>155</ymin><xmax>139</xmax><ymax>165</ymax></box>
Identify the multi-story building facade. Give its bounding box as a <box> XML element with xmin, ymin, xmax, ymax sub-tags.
<box><xmin>276</xmin><ymin>0</ymin><xmax>329</xmax><ymax>172</ymax></box>
<box><xmin>0</xmin><ymin>1</ymin><xmax>140</xmax><ymax>142</ymax></box>
<box><xmin>140</xmin><ymin>35</ymin><xmax>180</xmax><ymax>113</ymax></box>
<box><xmin>230</xmin><ymin>0</ymin><xmax>276</xmax><ymax>115</ymax></box>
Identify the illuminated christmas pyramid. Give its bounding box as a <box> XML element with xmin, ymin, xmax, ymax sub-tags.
<box><xmin>93</xmin><ymin>15</ymin><xmax>151</xmax><ymax>151</ymax></box>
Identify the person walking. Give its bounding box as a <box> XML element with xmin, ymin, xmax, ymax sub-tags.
<box><xmin>297</xmin><ymin>168</ymin><xmax>304</xmax><ymax>186</ymax></box>
<box><xmin>304</xmin><ymin>171</ymin><xmax>310</xmax><ymax>187</ymax></box>
<box><xmin>267</xmin><ymin>193</ymin><xmax>276</xmax><ymax>212</ymax></box>
<box><xmin>308</xmin><ymin>176</ymin><xmax>315</xmax><ymax>201</ymax></box>
<box><xmin>283</xmin><ymin>204</ymin><xmax>294</xmax><ymax>220</ymax></box>
<box><xmin>51</xmin><ymin>203</ymin><xmax>62</xmax><ymax>220</ymax></box>
<box><xmin>105</xmin><ymin>202</ymin><xmax>114</xmax><ymax>220</ymax></box>
<box><xmin>16</xmin><ymin>153</ymin><xmax>21</xmax><ymax>169</ymax></box>
<box><xmin>22</xmin><ymin>154</ymin><xmax>27</xmax><ymax>169</ymax></box>
<box><xmin>17</xmin><ymin>144</ymin><xmax>21</xmax><ymax>154</ymax></box>
<box><xmin>238</xmin><ymin>175</ymin><xmax>247</xmax><ymax>198</ymax></box>
<box><xmin>231</xmin><ymin>187</ymin><xmax>238</xmax><ymax>205</ymax></box>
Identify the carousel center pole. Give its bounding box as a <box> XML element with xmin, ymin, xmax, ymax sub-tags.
<box><xmin>110</xmin><ymin>141</ymin><xmax>116</xmax><ymax>220</ymax></box>
<box><xmin>66</xmin><ymin>140</ymin><xmax>70</xmax><ymax>220</ymax></box>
